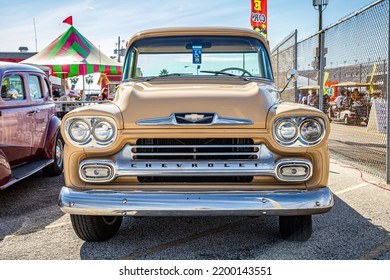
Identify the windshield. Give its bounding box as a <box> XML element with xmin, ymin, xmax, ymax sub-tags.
<box><xmin>123</xmin><ymin>35</ymin><xmax>273</xmax><ymax>80</ymax></box>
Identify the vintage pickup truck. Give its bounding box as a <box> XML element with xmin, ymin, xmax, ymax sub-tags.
<box><xmin>58</xmin><ymin>27</ymin><xmax>333</xmax><ymax>242</ymax></box>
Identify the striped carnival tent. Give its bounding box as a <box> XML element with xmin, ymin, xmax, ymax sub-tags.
<box><xmin>21</xmin><ymin>26</ymin><xmax>122</xmax><ymax>78</ymax></box>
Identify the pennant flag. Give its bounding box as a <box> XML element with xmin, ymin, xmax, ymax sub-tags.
<box><xmin>369</xmin><ymin>64</ymin><xmax>377</xmax><ymax>94</ymax></box>
<box><xmin>62</xmin><ymin>16</ymin><xmax>73</xmax><ymax>26</ymax></box>
<box><xmin>97</xmin><ymin>73</ymin><xmax>110</xmax><ymax>86</ymax></box>
<box><xmin>323</xmin><ymin>71</ymin><xmax>329</xmax><ymax>95</ymax></box>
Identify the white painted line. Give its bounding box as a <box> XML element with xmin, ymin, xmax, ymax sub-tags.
<box><xmin>334</xmin><ymin>181</ymin><xmax>379</xmax><ymax>195</ymax></box>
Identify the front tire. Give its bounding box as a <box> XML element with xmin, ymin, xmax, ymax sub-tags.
<box><xmin>70</xmin><ymin>215</ymin><xmax>123</xmax><ymax>241</ymax></box>
<box><xmin>279</xmin><ymin>215</ymin><xmax>312</xmax><ymax>241</ymax></box>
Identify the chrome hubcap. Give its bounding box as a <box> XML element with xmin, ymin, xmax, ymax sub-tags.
<box><xmin>55</xmin><ymin>139</ymin><xmax>63</xmax><ymax>167</ymax></box>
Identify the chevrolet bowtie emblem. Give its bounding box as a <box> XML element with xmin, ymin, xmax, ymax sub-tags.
<box><xmin>184</xmin><ymin>113</ymin><xmax>205</xmax><ymax>122</ymax></box>
<box><xmin>175</xmin><ymin>113</ymin><xmax>215</xmax><ymax>124</ymax></box>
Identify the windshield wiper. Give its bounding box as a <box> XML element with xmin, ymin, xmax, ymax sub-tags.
<box><xmin>199</xmin><ymin>70</ymin><xmax>250</xmax><ymax>81</ymax></box>
<box><xmin>145</xmin><ymin>73</ymin><xmax>183</xmax><ymax>81</ymax></box>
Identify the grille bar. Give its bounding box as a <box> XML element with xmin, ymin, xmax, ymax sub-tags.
<box><xmin>133</xmin><ymin>152</ymin><xmax>259</xmax><ymax>157</ymax></box>
<box><xmin>131</xmin><ymin>145</ymin><xmax>258</xmax><ymax>149</ymax></box>
<box><xmin>133</xmin><ymin>138</ymin><xmax>257</xmax><ymax>160</ymax></box>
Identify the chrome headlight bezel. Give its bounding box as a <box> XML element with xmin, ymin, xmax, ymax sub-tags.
<box><xmin>273</xmin><ymin>116</ymin><xmax>326</xmax><ymax>147</ymax></box>
<box><xmin>273</xmin><ymin>118</ymin><xmax>299</xmax><ymax>145</ymax></box>
<box><xmin>299</xmin><ymin>119</ymin><xmax>324</xmax><ymax>144</ymax></box>
<box><xmin>68</xmin><ymin>119</ymin><xmax>91</xmax><ymax>143</ymax></box>
<box><xmin>92</xmin><ymin>120</ymin><xmax>115</xmax><ymax>143</ymax></box>
<box><xmin>65</xmin><ymin>116</ymin><xmax>117</xmax><ymax>148</ymax></box>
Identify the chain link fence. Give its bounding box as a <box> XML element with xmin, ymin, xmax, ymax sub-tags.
<box><xmin>271</xmin><ymin>0</ymin><xmax>389</xmax><ymax>180</ymax></box>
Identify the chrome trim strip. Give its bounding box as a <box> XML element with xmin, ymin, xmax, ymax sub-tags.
<box><xmin>59</xmin><ymin>186</ymin><xmax>334</xmax><ymax>216</ymax></box>
<box><xmin>78</xmin><ymin>158</ymin><xmax>312</xmax><ymax>182</ymax></box>
<box><xmin>126</xmin><ymin>144</ymin><xmax>260</xmax><ymax>160</ymax></box>
<box><xmin>136</xmin><ymin>113</ymin><xmax>253</xmax><ymax>126</ymax></box>
<box><xmin>77</xmin><ymin>144</ymin><xmax>312</xmax><ymax>183</ymax></box>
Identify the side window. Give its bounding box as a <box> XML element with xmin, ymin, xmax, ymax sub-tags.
<box><xmin>43</xmin><ymin>77</ymin><xmax>51</xmax><ymax>98</ymax></box>
<box><xmin>28</xmin><ymin>75</ymin><xmax>44</xmax><ymax>99</ymax></box>
<box><xmin>1</xmin><ymin>75</ymin><xmax>25</xmax><ymax>101</ymax></box>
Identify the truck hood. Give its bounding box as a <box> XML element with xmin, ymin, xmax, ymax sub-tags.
<box><xmin>115</xmin><ymin>78</ymin><xmax>279</xmax><ymax>129</ymax></box>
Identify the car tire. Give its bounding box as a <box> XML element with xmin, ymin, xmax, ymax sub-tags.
<box><xmin>279</xmin><ymin>215</ymin><xmax>312</xmax><ymax>241</ymax></box>
<box><xmin>70</xmin><ymin>215</ymin><xmax>123</xmax><ymax>242</ymax></box>
<box><xmin>42</xmin><ymin>132</ymin><xmax>64</xmax><ymax>176</ymax></box>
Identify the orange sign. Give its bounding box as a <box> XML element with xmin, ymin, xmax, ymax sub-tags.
<box><xmin>251</xmin><ymin>0</ymin><xmax>267</xmax><ymax>38</ymax></box>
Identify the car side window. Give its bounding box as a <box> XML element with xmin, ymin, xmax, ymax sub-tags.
<box><xmin>1</xmin><ymin>75</ymin><xmax>25</xmax><ymax>101</ymax></box>
<box><xmin>43</xmin><ymin>77</ymin><xmax>51</xmax><ymax>98</ymax></box>
<box><xmin>28</xmin><ymin>75</ymin><xmax>44</xmax><ymax>100</ymax></box>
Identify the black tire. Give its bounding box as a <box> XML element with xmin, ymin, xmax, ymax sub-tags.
<box><xmin>42</xmin><ymin>132</ymin><xmax>64</xmax><ymax>176</ymax></box>
<box><xmin>70</xmin><ymin>215</ymin><xmax>123</xmax><ymax>241</ymax></box>
<box><xmin>279</xmin><ymin>215</ymin><xmax>312</xmax><ymax>241</ymax></box>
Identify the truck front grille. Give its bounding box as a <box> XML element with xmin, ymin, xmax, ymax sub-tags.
<box><xmin>135</xmin><ymin>138</ymin><xmax>256</xmax><ymax>183</ymax></box>
<box><xmin>134</xmin><ymin>138</ymin><xmax>257</xmax><ymax>160</ymax></box>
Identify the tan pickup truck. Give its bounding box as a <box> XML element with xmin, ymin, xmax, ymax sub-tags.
<box><xmin>59</xmin><ymin>27</ymin><xmax>333</xmax><ymax>242</ymax></box>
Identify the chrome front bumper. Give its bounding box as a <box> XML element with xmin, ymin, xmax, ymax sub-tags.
<box><xmin>58</xmin><ymin>186</ymin><xmax>333</xmax><ymax>216</ymax></box>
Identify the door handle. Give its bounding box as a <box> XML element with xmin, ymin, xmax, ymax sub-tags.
<box><xmin>27</xmin><ymin>110</ymin><xmax>37</xmax><ymax>116</ymax></box>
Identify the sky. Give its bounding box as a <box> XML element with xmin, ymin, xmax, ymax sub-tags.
<box><xmin>0</xmin><ymin>0</ymin><xmax>378</xmax><ymax>89</ymax></box>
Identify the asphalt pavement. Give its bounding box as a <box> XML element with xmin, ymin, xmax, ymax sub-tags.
<box><xmin>0</xmin><ymin>156</ymin><xmax>389</xmax><ymax>260</ymax></box>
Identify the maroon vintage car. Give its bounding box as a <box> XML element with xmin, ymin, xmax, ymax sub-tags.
<box><xmin>0</xmin><ymin>62</ymin><xmax>63</xmax><ymax>190</ymax></box>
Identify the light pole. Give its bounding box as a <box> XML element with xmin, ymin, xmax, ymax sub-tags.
<box><xmin>313</xmin><ymin>0</ymin><xmax>329</xmax><ymax>112</ymax></box>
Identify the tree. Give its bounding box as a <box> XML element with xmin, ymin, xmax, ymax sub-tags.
<box><xmin>159</xmin><ymin>69</ymin><xmax>169</xmax><ymax>76</ymax></box>
<box><xmin>69</xmin><ymin>76</ymin><xmax>79</xmax><ymax>86</ymax></box>
<box><xmin>85</xmin><ymin>75</ymin><xmax>94</xmax><ymax>93</ymax></box>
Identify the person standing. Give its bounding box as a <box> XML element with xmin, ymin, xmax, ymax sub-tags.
<box><xmin>78</xmin><ymin>89</ymin><xmax>85</xmax><ymax>101</ymax></box>
<box><xmin>66</xmin><ymin>84</ymin><xmax>78</xmax><ymax>99</ymax></box>
<box><xmin>100</xmin><ymin>87</ymin><xmax>108</xmax><ymax>101</ymax></box>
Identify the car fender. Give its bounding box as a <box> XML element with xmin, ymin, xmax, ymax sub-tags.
<box><xmin>39</xmin><ymin>115</ymin><xmax>61</xmax><ymax>159</ymax></box>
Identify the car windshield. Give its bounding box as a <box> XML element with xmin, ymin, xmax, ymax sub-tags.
<box><xmin>123</xmin><ymin>35</ymin><xmax>273</xmax><ymax>80</ymax></box>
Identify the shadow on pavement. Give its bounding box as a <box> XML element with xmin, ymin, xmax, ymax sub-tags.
<box><xmin>0</xmin><ymin>171</ymin><xmax>65</xmax><ymax>240</ymax></box>
<box><xmin>78</xmin><ymin>195</ymin><xmax>390</xmax><ymax>260</ymax></box>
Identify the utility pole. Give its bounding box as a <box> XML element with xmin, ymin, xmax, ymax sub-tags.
<box><xmin>117</xmin><ymin>36</ymin><xmax>121</xmax><ymax>63</ymax></box>
<box><xmin>387</xmin><ymin>7</ymin><xmax>390</xmax><ymax>184</ymax></box>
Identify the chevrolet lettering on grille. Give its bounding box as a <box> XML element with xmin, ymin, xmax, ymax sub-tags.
<box><xmin>129</xmin><ymin>162</ymin><xmax>261</xmax><ymax>168</ymax></box>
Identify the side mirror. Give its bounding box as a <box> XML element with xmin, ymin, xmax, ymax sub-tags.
<box><xmin>279</xmin><ymin>69</ymin><xmax>299</xmax><ymax>95</ymax></box>
<box><xmin>286</xmin><ymin>69</ymin><xmax>299</xmax><ymax>82</ymax></box>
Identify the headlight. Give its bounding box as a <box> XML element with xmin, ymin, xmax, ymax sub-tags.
<box><xmin>273</xmin><ymin>117</ymin><xmax>326</xmax><ymax>147</ymax></box>
<box><xmin>300</xmin><ymin>119</ymin><xmax>323</xmax><ymax>143</ymax></box>
<box><xmin>93</xmin><ymin>120</ymin><xmax>115</xmax><ymax>142</ymax></box>
<box><xmin>65</xmin><ymin>116</ymin><xmax>117</xmax><ymax>147</ymax></box>
<box><xmin>274</xmin><ymin>119</ymin><xmax>298</xmax><ymax>144</ymax></box>
<box><xmin>69</xmin><ymin>120</ymin><xmax>90</xmax><ymax>143</ymax></box>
